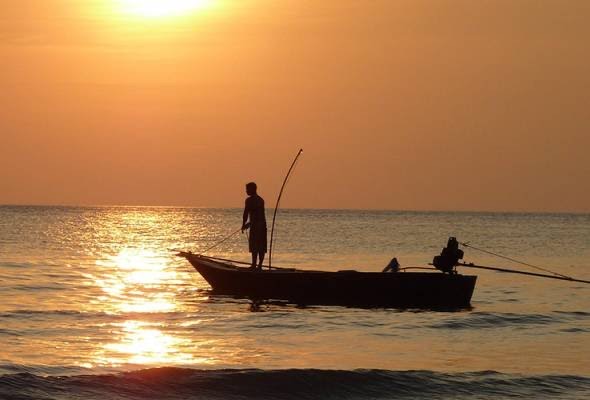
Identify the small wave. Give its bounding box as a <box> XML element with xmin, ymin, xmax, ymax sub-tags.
<box><xmin>0</xmin><ymin>309</ymin><xmax>189</xmax><ymax>321</ymax></box>
<box><xmin>0</xmin><ymin>364</ymin><xmax>90</xmax><ymax>377</ymax></box>
<box><xmin>0</xmin><ymin>369</ymin><xmax>589</xmax><ymax>400</ymax></box>
<box><xmin>6</xmin><ymin>284</ymin><xmax>68</xmax><ymax>292</ymax></box>
<box><xmin>429</xmin><ymin>312</ymin><xmax>560</xmax><ymax>330</ymax></box>
<box><xmin>0</xmin><ymin>328</ymin><xmax>21</xmax><ymax>337</ymax></box>
<box><xmin>0</xmin><ymin>310</ymin><xmax>94</xmax><ymax>320</ymax></box>
<box><xmin>561</xmin><ymin>327</ymin><xmax>589</xmax><ymax>333</ymax></box>
<box><xmin>554</xmin><ymin>311</ymin><xmax>590</xmax><ymax>318</ymax></box>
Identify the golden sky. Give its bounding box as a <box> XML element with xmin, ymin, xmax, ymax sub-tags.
<box><xmin>1</xmin><ymin>0</ymin><xmax>589</xmax><ymax>211</ymax></box>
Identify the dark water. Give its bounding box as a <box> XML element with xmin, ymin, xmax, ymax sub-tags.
<box><xmin>1</xmin><ymin>368</ymin><xmax>590</xmax><ymax>400</ymax></box>
<box><xmin>0</xmin><ymin>206</ymin><xmax>589</xmax><ymax>399</ymax></box>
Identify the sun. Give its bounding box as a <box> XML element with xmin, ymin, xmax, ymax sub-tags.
<box><xmin>118</xmin><ymin>0</ymin><xmax>212</xmax><ymax>18</ymax></box>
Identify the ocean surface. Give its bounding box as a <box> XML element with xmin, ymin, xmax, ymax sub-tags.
<box><xmin>0</xmin><ymin>205</ymin><xmax>589</xmax><ymax>399</ymax></box>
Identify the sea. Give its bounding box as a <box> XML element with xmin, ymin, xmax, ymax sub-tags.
<box><xmin>0</xmin><ymin>205</ymin><xmax>589</xmax><ymax>399</ymax></box>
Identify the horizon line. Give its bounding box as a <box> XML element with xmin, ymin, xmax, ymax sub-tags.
<box><xmin>1</xmin><ymin>203</ymin><xmax>589</xmax><ymax>216</ymax></box>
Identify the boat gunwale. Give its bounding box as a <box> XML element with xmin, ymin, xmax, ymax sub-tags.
<box><xmin>179</xmin><ymin>252</ymin><xmax>477</xmax><ymax>278</ymax></box>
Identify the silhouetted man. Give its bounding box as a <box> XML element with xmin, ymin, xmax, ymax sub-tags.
<box><xmin>242</xmin><ymin>182</ymin><xmax>267</xmax><ymax>270</ymax></box>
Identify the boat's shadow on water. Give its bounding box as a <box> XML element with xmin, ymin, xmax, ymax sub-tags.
<box><xmin>196</xmin><ymin>289</ymin><xmax>473</xmax><ymax>313</ymax></box>
<box><xmin>247</xmin><ymin>300</ymin><xmax>474</xmax><ymax>313</ymax></box>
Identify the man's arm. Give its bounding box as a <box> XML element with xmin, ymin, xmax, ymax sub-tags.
<box><xmin>242</xmin><ymin>199</ymin><xmax>250</xmax><ymax>231</ymax></box>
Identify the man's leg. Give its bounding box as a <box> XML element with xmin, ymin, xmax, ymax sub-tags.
<box><xmin>257</xmin><ymin>252</ymin><xmax>265</xmax><ymax>270</ymax></box>
<box><xmin>251</xmin><ymin>252</ymin><xmax>257</xmax><ymax>269</ymax></box>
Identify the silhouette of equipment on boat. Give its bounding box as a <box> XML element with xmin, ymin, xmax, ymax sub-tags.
<box><xmin>432</xmin><ymin>237</ymin><xmax>464</xmax><ymax>273</ymax></box>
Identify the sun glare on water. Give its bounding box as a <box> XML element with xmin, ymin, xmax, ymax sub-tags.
<box><xmin>118</xmin><ymin>0</ymin><xmax>212</xmax><ymax>18</ymax></box>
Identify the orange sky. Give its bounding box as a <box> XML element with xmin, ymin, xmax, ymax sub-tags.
<box><xmin>1</xmin><ymin>0</ymin><xmax>589</xmax><ymax>212</ymax></box>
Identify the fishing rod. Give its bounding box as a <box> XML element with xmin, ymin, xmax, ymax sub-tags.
<box><xmin>170</xmin><ymin>227</ymin><xmax>244</xmax><ymax>257</ymax></box>
<box><xmin>268</xmin><ymin>148</ymin><xmax>303</xmax><ymax>269</ymax></box>
<box><xmin>198</xmin><ymin>227</ymin><xmax>242</xmax><ymax>255</ymax></box>
<box><xmin>457</xmin><ymin>262</ymin><xmax>590</xmax><ymax>284</ymax></box>
<box><xmin>432</xmin><ymin>237</ymin><xmax>589</xmax><ymax>284</ymax></box>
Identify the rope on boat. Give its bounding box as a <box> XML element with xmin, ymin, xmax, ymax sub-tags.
<box><xmin>456</xmin><ymin>262</ymin><xmax>590</xmax><ymax>284</ymax></box>
<box><xmin>460</xmin><ymin>241</ymin><xmax>572</xmax><ymax>280</ymax></box>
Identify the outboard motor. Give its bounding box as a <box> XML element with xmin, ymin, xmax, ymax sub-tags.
<box><xmin>433</xmin><ymin>237</ymin><xmax>464</xmax><ymax>273</ymax></box>
<box><xmin>383</xmin><ymin>257</ymin><xmax>400</xmax><ymax>273</ymax></box>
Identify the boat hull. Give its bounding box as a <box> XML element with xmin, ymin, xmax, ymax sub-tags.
<box><xmin>182</xmin><ymin>254</ymin><xmax>476</xmax><ymax>308</ymax></box>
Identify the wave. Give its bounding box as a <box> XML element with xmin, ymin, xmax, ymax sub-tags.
<box><xmin>426</xmin><ymin>311</ymin><xmax>581</xmax><ymax>330</ymax></box>
<box><xmin>0</xmin><ymin>368</ymin><xmax>589</xmax><ymax>400</ymax></box>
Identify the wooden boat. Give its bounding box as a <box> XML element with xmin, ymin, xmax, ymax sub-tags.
<box><xmin>178</xmin><ymin>238</ymin><xmax>477</xmax><ymax>308</ymax></box>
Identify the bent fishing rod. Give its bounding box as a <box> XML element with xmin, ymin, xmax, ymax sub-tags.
<box><xmin>268</xmin><ymin>148</ymin><xmax>303</xmax><ymax>269</ymax></box>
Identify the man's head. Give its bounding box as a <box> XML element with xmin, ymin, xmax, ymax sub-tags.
<box><xmin>246</xmin><ymin>182</ymin><xmax>257</xmax><ymax>196</ymax></box>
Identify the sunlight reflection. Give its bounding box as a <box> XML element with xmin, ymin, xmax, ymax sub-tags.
<box><xmin>102</xmin><ymin>321</ymin><xmax>210</xmax><ymax>365</ymax></box>
<box><xmin>93</xmin><ymin>248</ymin><xmax>178</xmax><ymax>314</ymax></box>
<box><xmin>82</xmin><ymin>209</ymin><xmax>216</xmax><ymax>368</ymax></box>
<box><xmin>90</xmin><ymin>248</ymin><xmax>205</xmax><ymax>366</ymax></box>
<box><xmin>119</xmin><ymin>295</ymin><xmax>176</xmax><ymax>313</ymax></box>
<box><xmin>113</xmin><ymin>248</ymin><xmax>172</xmax><ymax>285</ymax></box>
